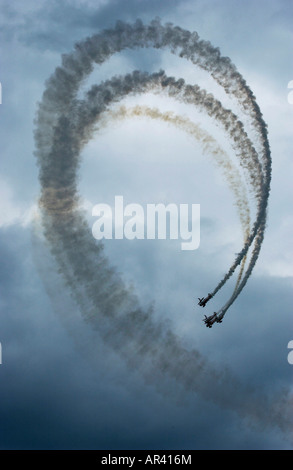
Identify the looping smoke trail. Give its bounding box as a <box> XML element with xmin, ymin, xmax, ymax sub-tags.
<box><xmin>34</xmin><ymin>19</ymin><xmax>268</xmax><ymax>326</ymax></box>
<box><xmin>74</xmin><ymin>69</ymin><xmax>264</xmax><ymax>307</ymax></box>
<box><xmin>33</xmin><ymin>19</ymin><xmax>289</xmax><ymax>437</ymax></box>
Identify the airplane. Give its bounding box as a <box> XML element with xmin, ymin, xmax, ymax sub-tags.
<box><xmin>198</xmin><ymin>293</ymin><xmax>212</xmax><ymax>307</ymax></box>
<box><xmin>203</xmin><ymin>312</ymin><xmax>223</xmax><ymax>328</ymax></box>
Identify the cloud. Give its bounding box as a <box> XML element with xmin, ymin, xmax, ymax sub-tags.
<box><xmin>0</xmin><ymin>0</ymin><xmax>292</xmax><ymax>450</ymax></box>
<box><xmin>0</xmin><ymin>179</ymin><xmax>37</xmax><ymax>228</ymax></box>
<box><xmin>0</xmin><ymin>225</ymin><xmax>292</xmax><ymax>449</ymax></box>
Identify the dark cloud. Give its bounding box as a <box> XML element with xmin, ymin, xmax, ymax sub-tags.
<box><xmin>0</xmin><ymin>225</ymin><xmax>292</xmax><ymax>450</ymax></box>
<box><xmin>0</xmin><ymin>0</ymin><xmax>183</xmax><ymax>51</ymax></box>
<box><xmin>0</xmin><ymin>0</ymin><xmax>292</xmax><ymax>451</ymax></box>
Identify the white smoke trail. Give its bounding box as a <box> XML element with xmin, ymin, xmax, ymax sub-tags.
<box><xmin>32</xmin><ymin>20</ymin><xmax>290</xmax><ymax>438</ymax></box>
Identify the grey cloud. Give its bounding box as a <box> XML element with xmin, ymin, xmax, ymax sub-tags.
<box><xmin>0</xmin><ymin>225</ymin><xmax>292</xmax><ymax>449</ymax></box>
<box><xmin>30</xmin><ymin>19</ymin><xmax>293</xmax><ymax>446</ymax></box>
<box><xmin>1</xmin><ymin>0</ymin><xmax>292</xmax><ymax>451</ymax></box>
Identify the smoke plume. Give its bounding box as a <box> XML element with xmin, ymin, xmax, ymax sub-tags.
<box><xmin>34</xmin><ymin>19</ymin><xmax>291</xmax><ymax>438</ymax></box>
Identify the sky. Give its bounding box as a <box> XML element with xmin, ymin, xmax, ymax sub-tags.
<box><xmin>0</xmin><ymin>0</ymin><xmax>293</xmax><ymax>450</ymax></box>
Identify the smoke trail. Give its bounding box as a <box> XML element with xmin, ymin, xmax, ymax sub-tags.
<box><xmin>33</xmin><ymin>20</ymin><xmax>287</xmax><ymax>437</ymax></box>
<box><xmin>219</xmin><ymin>219</ymin><xmax>266</xmax><ymax>318</ymax></box>
<box><xmin>75</xmin><ymin>69</ymin><xmax>264</xmax><ymax>300</ymax></box>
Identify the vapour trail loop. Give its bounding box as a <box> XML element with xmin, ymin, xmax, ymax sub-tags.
<box><xmin>35</xmin><ymin>19</ymin><xmax>271</xmax><ymax>318</ymax></box>
<box><xmin>63</xmin><ymin>68</ymin><xmax>265</xmax><ymax>312</ymax></box>
<box><xmin>33</xmin><ymin>20</ymin><xmax>289</xmax><ymax>437</ymax></box>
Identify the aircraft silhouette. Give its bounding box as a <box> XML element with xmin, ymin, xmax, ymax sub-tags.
<box><xmin>198</xmin><ymin>293</ymin><xmax>212</xmax><ymax>307</ymax></box>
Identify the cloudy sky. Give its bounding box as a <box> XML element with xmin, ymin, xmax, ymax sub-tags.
<box><xmin>0</xmin><ymin>0</ymin><xmax>292</xmax><ymax>450</ymax></box>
